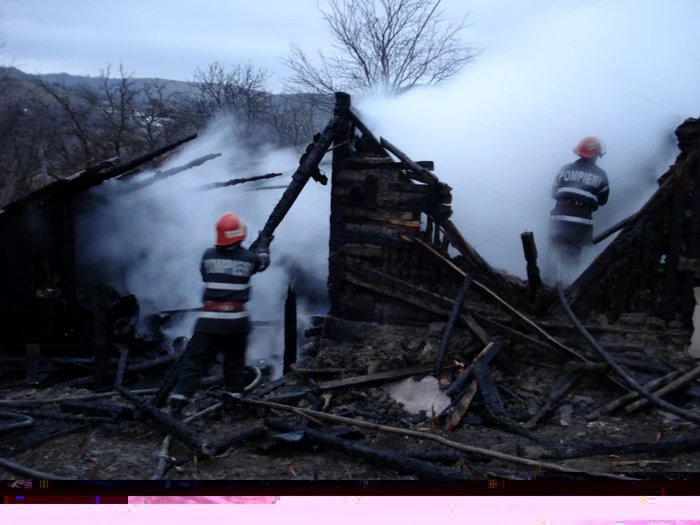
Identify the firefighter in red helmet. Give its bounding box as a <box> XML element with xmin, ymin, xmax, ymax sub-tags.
<box><xmin>168</xmin><ymin>213</ymin><xmax>270</xmax><ymax>418</ymax></box>
<box><xmin>548</xmin><ymin>137</ymin><xmax>610</xmax><ymax>278</ymax></box>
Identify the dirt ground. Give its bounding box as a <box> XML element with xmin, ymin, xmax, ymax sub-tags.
<box><xmin>2</xmin><ymin>322</ymin><xmax>700</xmax><ymax>480</ymax></box>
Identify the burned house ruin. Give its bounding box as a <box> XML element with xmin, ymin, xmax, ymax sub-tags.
<box><xmin>3</xmin><ymin>90</ymin><xmax>700</xmax><ymax>481</ymax></box>
<box><xmin>325</xmin><ymin>94</ymin><xmax>700</xmax><ymax>334</ymax></box>
<box><xmin>2</xmin><ymin>91</ymin><xmax>700</xmax><ymax>390</ymax></box>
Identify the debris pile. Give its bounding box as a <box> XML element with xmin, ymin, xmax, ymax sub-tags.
<box><xmin>1</xmin><ymin>94</ymin><xmax>700</xmax><ymax>480</ymax></box>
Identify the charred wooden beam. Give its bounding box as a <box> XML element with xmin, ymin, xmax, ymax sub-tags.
<box><xmin>445</xmin><ymin>342</ymin><xmax>502</xmax><ymax>399</ymax></box>
<box><xmin>436</xmin><ymin>276</ymin><xmax>472</xmax><ymax>374</ymax></box>
<box><xmin>424</xmin><ymin>215</ymin><xmax>434</xmax><ymax>243</ymax></box>
<box><xmin>380</xmin><ymin>137</ymin><xmax>439</xmax><ymax>187</ymax></box>
<box><xmin>283</xmin><ymin>286</ymin><xmax>298</xmax><ymax>376</ymax></box>
<box><xmin>524</xmin><ymin>371</ymin><xmax>582</xmax><ymax>429</ymax></box>
<box><xmin>520</xmin><ymin>232</ymin><xmax>543</xmax><ymax>301</ymax></box>
<box><xmin>197</xmin><ymin>172</ymin><xmax>284</xmax><ymax>192</ymax></box>
<box><xmin>472</xmin><ymin>359</ymin><xmax>542</xmax><ymax>443</ymax></box>
<box><xmin>264</xmin><ymin>417</ymin><xmax>473</xmax><ymax>481</ymax></box>
<box><xmin>163</xmin><ymin>427</ymin><xmax>267</xmax><ymax>475</ymax></box>
<box><xmin>251</xmin><ymin>115</ymin><xmax>341</xmax><ymax>249</ymax></box>
<box><xmin>586</xmin><ymin>370</ymin><xmax>682</xmax><ymax>420</ymax></box>
<box><xmin>92</xmin><ymin>287</ymin><xmax>109</xmax><ymax>390</ymax></box>
<box><xmin>592</xmin><ymin>214</ymin><xmax>636</xmax><ymax>245</ymax></box>
<box><xmin>0</xmin><ymin>156</ymin><xmax>112</xmax><ymax>215</ymax></box>
<box><xmin>623</xmin><ymin>365</ymin><xmax>700</xmax><ymax>414</ymax></box>
<box><xmin>123</xmin><ymin>153</ymin><xmax>222</xmax><ymax>193</ymax></box>
<box><xmin>76</xmin><ymin>134</ymin><xmax>198</xmax><ymax>194</ymax></box>
<box><xmin>445</xmin><ymin>380</ymin><xmax>478</xmax><ymax>431</ymax></box>
<box><xmin>347</xmin><ymin>107</ymin><xmax>389</xmax><ymax>158</ymax></box>
<box><xmin>116</xmin><ymin>386</ymin><xmax>214</xmax><ymax>454</ymax></box>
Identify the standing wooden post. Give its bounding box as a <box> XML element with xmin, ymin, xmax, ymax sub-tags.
<box><xmin>520</xmin><ymin>231</ymin><xmax>543</xmax><ymax>302</ymax></box>
<box><xmin>25</xmin><ymin>344</ymin><xmax>41</xmax><ymax>385</ymax></box>
<box><xmin>92</xmin><ymin>286</ymin><xmax>109</xmax><ymax>390</ymax></box>
<box><xmin>283</xmin><ymin>286</ymin><xmax>298</xmax><ymax>376</ymax></box>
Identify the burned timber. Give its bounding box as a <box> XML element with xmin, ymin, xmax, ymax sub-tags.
<box><xmin>1</xmin><ymin>94</ymin><xmax>700</xmax><ymax>481</ymax></box>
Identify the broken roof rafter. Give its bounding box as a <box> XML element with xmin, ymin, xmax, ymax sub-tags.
<box><xmin>0</xmin><ymin>133</ymin><xmax>198</xmax><ymax>218</ymax></box>
<box><xmin>122</xmin><ymin>152</ymin><xmax>223</xmax><ymax>194</ymax></box>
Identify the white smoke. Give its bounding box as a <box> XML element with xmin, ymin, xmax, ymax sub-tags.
<box><xmin>356</xmin><ymin>0</ymin><xmax>700</xmax><ymax>280</ymax></box>
<box><xmin>77</xmin><ymin>123</ymin><xmax>330</xmax><ymax>373</ymax></box>
<box><xmin>76</xmin><ymin>0</ymin><xmax>700</xmax><ymax>370</ymax></box>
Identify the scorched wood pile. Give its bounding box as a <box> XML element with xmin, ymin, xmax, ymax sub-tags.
<box><xmin>1</xmin><ymin>94</ymin><xmax>700</xmax><ymax>481</ymax></box>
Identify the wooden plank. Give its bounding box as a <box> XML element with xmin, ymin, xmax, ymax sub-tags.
<box><xmin>437</xmin><ymin>276</ymin><xmax>473</xmax><ymax>372</ymax></box>
<box><xmin>446</xmin><ymin>380</ymin><xmax>478</xmax><ymax>431</ymax></box>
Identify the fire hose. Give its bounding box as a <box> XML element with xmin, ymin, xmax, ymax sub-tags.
<box><xmin>555</xmin><ymin>254</ymin><xmax>700</xmax><ymax>425</ymax></box>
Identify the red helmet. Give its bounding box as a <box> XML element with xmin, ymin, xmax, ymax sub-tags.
<box><xmin>573</xmin><ymin>136</ymin><xmax>604</xmax><ymax>158</ymax></box>
<box><xmin>216</xmin><ymin>213</ymin><xmax>246</xmax><ymax>246</ymax></box>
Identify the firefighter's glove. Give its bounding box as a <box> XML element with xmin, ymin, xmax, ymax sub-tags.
<box><xmin>258</xmin><ymin>251</ymin><xmax>271</xmax><ymax>272</ymax></box>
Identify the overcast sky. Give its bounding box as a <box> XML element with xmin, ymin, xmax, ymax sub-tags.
<box><xmin>1</xmin><ymin>0</ymin><xmax>565</xmax><ymax>92</ymax></box>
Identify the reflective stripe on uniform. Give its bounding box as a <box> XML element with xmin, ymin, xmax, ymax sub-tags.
<box><xmin>550</xmin><ymin>215</ymin><xmax>594</xmax><ymax>225</ymax></box>
<box><xmin>199</xmin><ymin>311</ymin><xmax>249</xmax><ymax>319</ymax></box>
<box><xmin>205</xmin><ymin>282</ymin><xmax>250</xmax><ymax>291</ymax></box>
<box><xmin>556</xmin><ymin>187</ymin><xmax>598</xmax><ymax>202</ymax></box>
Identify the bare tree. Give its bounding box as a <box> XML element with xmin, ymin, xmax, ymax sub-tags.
<box><xmin>267</xmin><ymin>93</ymin><xmax>329</xmax><ymax>147</ymax></box>
<box><xmin>89</xmin><ymin>63</ymin><xmax>143</xmax><ymax>159</ymax></box>
<box><xmin>283</xmin><ymin>0</ymin><xmax>480</xmax><ymax>96</ymax></box>
<box><xmin>31</xmin><ymin>75</ymin><xmax>100</xmax><ymax>170</ymax></box>
<box><xmin>180</xmin><ymin>61</ymin><xmax>273</xmax><ymax>148</ymax></box>
<box><xmin>139</xmin><ymin>78</ymin><xmax>184</xmax><ymax>149</ymax></box>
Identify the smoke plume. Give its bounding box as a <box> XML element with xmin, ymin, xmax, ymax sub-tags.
<box><xmin>357</xmin><ymin>0</ymin><xmax>700</xmax><ymax>280</ymax></box>
<box><xmin>77</xmin><ymin>123</ymin><xmax>330</xmax><ymax>373</ymax></box>
<box><xmin>76</xmin><ymin>0</ymin><xmax>700</xmax><ymax>373</ymax></box>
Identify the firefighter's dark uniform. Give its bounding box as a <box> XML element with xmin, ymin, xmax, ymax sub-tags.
<box><xmin>170</xmin><ymin>242</ymin><xmax>270</xmax><ymax>402</ymax></box>
<box><xmin>549</xmin><ymin>157</ymin><xmax>610</xmax><ymax>266</ymax></box>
